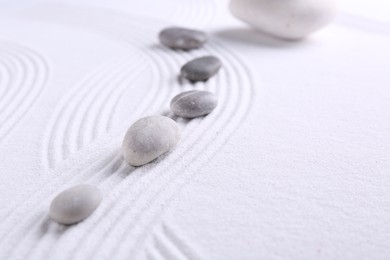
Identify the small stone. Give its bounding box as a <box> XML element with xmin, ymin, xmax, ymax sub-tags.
<box><xmin>181</xmin><ymin>56</ymin><xmax>222</xmax><ymax>82</ymax></box>
<box><xmin>159</xmin><ymin>27</ymin><xmax>207</xmax><ymax>50</ymax></box>
<box><xmin>122</xmin><ymin>116</ymin><xmax>181</xmax><ymax>166</ymax></box>
<box><xmin>171</xmin><ymin>90</ymin><xmax>218</xmax><ymax>118</ymax></box>
<box><xmin>49</xmin><ymin>184</ymin><xmax>102</xmax><ymax>225</ymax></box>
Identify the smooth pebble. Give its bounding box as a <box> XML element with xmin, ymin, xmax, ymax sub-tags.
<box><xmin>229</xmin><ymin>0</ymin><xmax>336</xmax><ymax>39</ymax></box>
<box><xmin>122</xmin><ymin>116</ymin><xmax>181</xmax><ymax>166</ymax></box>
<box><xmin>181</xmin><ymin>56</ymin><xmax>222</xmax><ymax>82</ymax></box>
<box><xmin>159</xmin><ymin>27</ymin><xmax>207</xmax><ymax>50</ymax></box>
<box><xmin>171</xmin><ymin>90</ymin><xmax>218</xmax><ymax>118</ymax></box>
<box><xmin>49</xmin><ymin>184</ymin><xmax>102</xmax><ymax>225</ymax></box>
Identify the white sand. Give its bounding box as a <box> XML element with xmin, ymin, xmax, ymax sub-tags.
<box><xmin>0</xmin><ymin>0</ymin><xmax>389</xmax><ymax>259</ymax></box>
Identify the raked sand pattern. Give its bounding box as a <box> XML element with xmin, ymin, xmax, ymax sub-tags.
<box><xmin>0</xmin><ymin>42</ymin><xmax>48</xmax><ymax>143</ymax></box>
<box><xmin>1</xmin><ymin>1</ymin><xmax>390</xmax><ymax>260</ymax></box>
<box><xmin>146</xmin><ymin>223</ymin><xmax>203</xmax><ymax>260</ymax></box>
<box><xmin>0</xmin><ymin>3</ymin><xmax>254</xmax><ymax>260</ymax></box>
<box><xmin>43</xmin><ymin>54</ymin><xmax>149</xmax><ymax>169</ymax></box>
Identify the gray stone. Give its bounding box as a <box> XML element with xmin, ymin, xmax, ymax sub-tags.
<box><xmin>159</xmin><ymin>27</ymin><xmax>207</xmax><ymax>50</ymax></box>
<box><xmin>122</xmin><ymin>116</ymin><xmax>181</xmax><ymax>166</ymax></box>
<box><xmin>171</xmin><ymin>90</ymin><xmax>218</xmax><ymax>118</ymax></box>
<box><xmin>49</xmin><ymin>184</ymin><xmax>102</xmax><ymax>225</ymax></box>
<box><xmin>181</xmin><ymin>56</ymin><xmax>222</xmax><ymax>82</ymax></box>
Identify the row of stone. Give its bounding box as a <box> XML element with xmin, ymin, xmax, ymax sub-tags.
<box><xmin>49</xmin><ymin>27</ymin><xmax>221</xmax><ymax>225</ymax></box>
<box><xmin>123</xmin><ymin>27</ymin><xmax>221</xmax><ymax>166</ymax></box>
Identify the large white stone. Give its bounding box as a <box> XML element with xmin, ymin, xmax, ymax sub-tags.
<box><xmin>229</xmin><ymin>0</ymin><xmax>337</xmax><ymax>39</ymax></box>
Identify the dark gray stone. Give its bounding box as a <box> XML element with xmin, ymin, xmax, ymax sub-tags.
<box><xmin>181</xmin><ymin>56</ymin><xmax>222</xmax><ymax>82</ymax></box>
<box><xmin>171</xmin><ymin>90</ymin><xmax>218</xmax><ymax>118</ymax></box>
<box><xmin>159</xmin><ymin>27</ymin><xmax>207</xmax><ymax>50</ymax></box>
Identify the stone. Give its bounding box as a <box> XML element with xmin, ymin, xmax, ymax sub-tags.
<box><xmin>159</xmin><ymin>27</ymin><xmax>207</xmax><ymax>50</ymax></box>
<box><xmin>122</xmin><ymin>116</ymin><xmax>181</xmax><ymax>166</ymax></box>
<box><xmin>229</xmin><ymin>0</ymin><xmax>337</xmax><ymax>39</ymax></box>
<box><xmin>171</xmin><ymin>90</ymin><xmax>218</xmax><ymax>118</ymax></box>
<box><xmin>181</xmin><ymin>56</ymin><xmax>222</xmax><ymax>82</ymax></box>
<box><xmin>49</xmin><ymin>184</ymin><xmax>102</xmax><ymax>225</ymax></box>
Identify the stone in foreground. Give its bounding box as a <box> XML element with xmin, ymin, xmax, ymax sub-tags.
<box><xmin>122</xmin><ymin>116</ymin><xmax>181</xmax><ymax>166</ymax></box>
<box><xmin>171</xmin><ymin>90</ymin><xmax>218</xmax><ymax>118</ymax></box>
<box><xmin>49</xmin><ymin>184</ymin><xmax>102</xmax><ymax>225</ymax></box>
<box><xmin>181</xmin><ymin>56</ymin><xmax>222</xmax><ymax>82</ymax></box>
<box><xmin>159</xmin><ymin>27</ymin><xmax>207</xmax><ymax>50</ymax></box>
